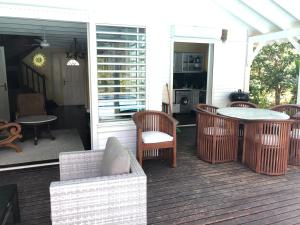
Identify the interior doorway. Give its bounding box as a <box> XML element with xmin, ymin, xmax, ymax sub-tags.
<box><xmin>0</xmin><ymin>17</ymin><xmax>90</xmax><ymax>170</ymax></box>
<box><xmin>172</xmin><ymin>42</ymin><xmax>213</xmax><ymax>126</ymax></box>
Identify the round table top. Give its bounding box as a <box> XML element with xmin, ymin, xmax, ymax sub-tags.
<box><xmin>16</xmin><ymin>115</ymin><xmax>57</xmax><ymax>124</ymax></box>
<box><xmin>217</xmin><ymin>107</ymin><xmax>290</xmax><ymax>120</ymax></box>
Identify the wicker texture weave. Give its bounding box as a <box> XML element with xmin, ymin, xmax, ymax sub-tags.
<box><xmin>50</xmin><ymin>149</ymin><xmax>147</xmax><ymax>225</ymax></box>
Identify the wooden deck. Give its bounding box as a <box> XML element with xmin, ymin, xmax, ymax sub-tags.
<box><xmin>1</xmin><ymin>127</ymin><xmax>300</xmax><ymax>224</ymax></box>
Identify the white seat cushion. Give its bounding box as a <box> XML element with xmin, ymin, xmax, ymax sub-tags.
<box><xmin>142</xmin><ymin>131</ymin><xmax>173</xmax><ymax>144</ymax></box>
<box><xmin>255</xmin><ymin>134</ymin><xmax>280</xmax><ymax>146</ymax></box>
<box><xmin>291</xmin><ymin>128</ymin><xmax>300</xmax><ymax>139</ymax></box>
<box><xmin>203</xmin><ymin>127</ymin><xmax>228</xmax><ymax>136</ymax></box>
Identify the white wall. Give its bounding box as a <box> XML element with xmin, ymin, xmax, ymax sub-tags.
<box><xmin>23</xmin><ymin>48</ymin><xmax>88</xmax><ymax>106</ymax></box>
<box><xmin>0</xmin><ymin>1</ymin><xmax>249</xmax><ymax>151</ymax></box>
<box><xmin>89</xmin><ymin>2</ymin><xmax>248</xmax><ymax>150</ymax></box>
<box><xmin>212</xmin><ymin>32</ymin><xmax>248</xmax><ymax>107</ymax></box>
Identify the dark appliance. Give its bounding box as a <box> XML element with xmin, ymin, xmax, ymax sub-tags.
<box><xmin>229</xmin><ymin>89</ymin><xmax>249</xmax><ymax>102</ymax></box>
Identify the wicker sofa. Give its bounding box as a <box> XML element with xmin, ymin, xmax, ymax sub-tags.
<box><xmin>50</xmin><ymin>137</ymin><xmax>147</xmax><ymax>225</ymax></box>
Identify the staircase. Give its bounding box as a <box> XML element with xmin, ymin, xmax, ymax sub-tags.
<box><xmin>20</xmin><ymin>62</ymin><xmax>47</xmax><ymax>99</ymax></box>
<box><xmin>0</xmin><ymin>34</ymin><xmax>56</xmax><ymax>120</ymax></box>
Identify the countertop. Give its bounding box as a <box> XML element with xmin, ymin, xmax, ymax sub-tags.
<box><xmin>173</xmin><ymin>88</ymin><xmax>206</xmax><ymax>91</ymax></box>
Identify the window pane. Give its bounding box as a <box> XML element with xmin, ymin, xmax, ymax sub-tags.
<box><xmin>96</xmin><ymin>25</ymin><xmax>146</xmax><ymax>122</ymax></box>
<box><xmin>98</xmin><ymin>72</ymin><xmax>146</xmax><ymax>79</ymax></box>
<box><xmin>97</xmin><ymin>65</ymin><xmax>145</xmax><ymax>71</ymax></box>
<box><xmin>96</xmin><ymin>33</ymin><xmax>145</xmax><ymax>41</ymax></box>
<box><xmin>96</xmin><ymin>26</ymin><xmax>140</xmax><ymax>33</ymax></box>
<box><xmin>97</xmin><ymin>41</ymin><xmax>145</xmax><ymax>49</ymax></box>
<box><xmin>97</xmin><ymin>49</ymin><xmax>145</xmax><ymax>56</ymax></box>
<box><xmin>97</xmin><ymin>57</ymin><xmax>145</xmax><ymax>64</ymax></box>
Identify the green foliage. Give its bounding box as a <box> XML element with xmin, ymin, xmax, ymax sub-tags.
<box><xmin>250</xmin><ymin>42</ymin><xmax>300</xmax><ymax>108</ymax></box>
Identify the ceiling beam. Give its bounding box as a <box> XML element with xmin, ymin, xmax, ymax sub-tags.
<box><xmin>273</xmin><ymin>0</ymin><xmax>300</xmax><ymax>21</ymax></box>
<box><xmin>241</xmin><ymin>0</ymin><xmax>295</xmax><ymax>30</ymax></box>
<box><xmin>249</xmin><ymin>28</ymin><xmax>300</xmax><ymax>43</ymax></box>
<box><xmin>212</xmin><ymin>0</ymin><xmax>258</xmax><ymax>33</ymax></box>
<box><xmin>213</xmin><ymin>0</ymin><xmax>275</xmax><ymax>34</ymax></box>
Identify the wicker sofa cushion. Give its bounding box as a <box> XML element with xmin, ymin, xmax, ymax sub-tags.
<box><xmin>142</xmin><ymin>131</ymin><xmax>173</xmax><ymax>144</ymax></box>
<box><xmin>101</xmin><ymin>137</ymin><xmax>130</xmax><ymax>176</ymax></box>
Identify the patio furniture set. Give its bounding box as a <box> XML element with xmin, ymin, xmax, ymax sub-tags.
<box><xmin>196</xmin><ymin>102</ymin><xmax>300</xmax><ymax>176</ymax></box>
<box><xmin>2</xmin><ymin>101</ymin><xmax>300</xmax><ymax>224</ymax></box>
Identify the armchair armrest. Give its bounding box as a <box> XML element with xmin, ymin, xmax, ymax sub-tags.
<box><xmin>59</xmin><ymin>150</ymin><xmax>105</xmax><ymax>181</ymax></box>
<box><xmin>0</xmin><ymin>122</ymin><xmax>22</xmax><ymax>143</ymax></box>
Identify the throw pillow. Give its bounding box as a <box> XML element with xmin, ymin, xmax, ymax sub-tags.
<box><xmin>101</xmin><ymin>137</ymin><xmax>130</xmax><ymax>176</ymax></box>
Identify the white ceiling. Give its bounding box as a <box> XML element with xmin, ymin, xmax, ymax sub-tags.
<box><xmin>0</xmin><ymin>17</ymin><xmax>87</xmax><ymax>49</ymax></box>
<box><xmin>213</xmin><ymin>0</ymin><xmax>300</xmax><ymax>37</ymax></box>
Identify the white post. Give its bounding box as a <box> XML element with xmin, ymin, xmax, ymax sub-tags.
<box><xmin>297</xmin><ymin>65</ymin><xmax>300</xmax><ymax>104</ymax></box>
<box><xmin>87</xmin><ymin>18</ymin><xmax>98</xmax><ymax>150</ymax></box>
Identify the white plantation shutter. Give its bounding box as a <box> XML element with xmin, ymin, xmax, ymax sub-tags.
<box><xmin>96</xmin><ymin>25</ymin><xmax>146</xmax><ymax>121</ymax></box>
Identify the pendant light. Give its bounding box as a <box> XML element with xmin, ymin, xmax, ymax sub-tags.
<box><xmin>66</xmin><ymin>38</ymin><xmax>85</xmax><ymax>66</ymax></box>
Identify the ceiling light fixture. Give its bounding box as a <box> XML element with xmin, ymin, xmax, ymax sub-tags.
<box><xmin>66</xmin><ymin>38</ymin><xmax>85</xmax><ymax>66</ymax></box>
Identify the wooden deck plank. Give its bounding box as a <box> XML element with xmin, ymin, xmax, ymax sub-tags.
<box><xmin>238</xmin><ymin>208</ymin><xmax>300</xmax><ymax>225</ymax></box>
<box><xmin>1</xmin><ymin>127</ymin><xmax>300</xmax><ymax>225</ymax></box>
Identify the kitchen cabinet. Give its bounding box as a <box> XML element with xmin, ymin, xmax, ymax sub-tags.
<box><xmin>174</xmin><ymin>53</ymin><xmax>204</xmax><ymax>73</ymax></box>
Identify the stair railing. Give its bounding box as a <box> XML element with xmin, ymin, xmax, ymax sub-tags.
<box><xmin>20</xmin><ymin>62</ymin><xmax>47</xmax><ymax>99</ymax></box>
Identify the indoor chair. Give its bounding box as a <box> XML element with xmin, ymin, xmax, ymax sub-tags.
<box><xmin>16</xmin><ymin>93</ymin><xmax>46</xmax><ymax>117</ymax></box>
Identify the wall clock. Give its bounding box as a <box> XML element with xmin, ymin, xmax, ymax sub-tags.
<box><xmin>32</xmin><ymin>53</ymin><xmax>46</xmax><ymax>68</ymax></box>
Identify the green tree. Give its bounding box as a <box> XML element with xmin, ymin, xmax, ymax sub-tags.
<box><xmin>250</xmin><ymin>42</ymin><xmax>300</xmax><ymax>107</ymax></box>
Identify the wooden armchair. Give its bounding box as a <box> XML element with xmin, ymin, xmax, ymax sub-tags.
<box><xmin>0</xmin><ymin>120</ymin><xmax>22</xmax><ymax>152</ymax></box>
<box><xmin>195</xmin><ymin>104</ymin><xmax>218</xmax><ymax>114</ymax></box>
<box><xmin>289</xmin><ymin>119</ymin><xmax>300</xmax><ymax>166</ymax></box>
<box><xmin>243</xmin><ymin>120</ymin><xmax>292</xmax><ymax>175</ymax></box>
<box><xmin>271</xmin><ymin>105</ymin><xmax>300</xmax><ymax>167</ymax></box>
<box><xmin>196</xmin><ymin>110</ymin><xmax>239</xmax><ymax>164</ymax></box>
<box><xmin>229</xmin><ymin>101</ymin><xmax>258</xmax><ymax>108</ymax></box>
<box><xmin>270</xmin><ymin>104</ymin><xmax>300</xmax><ymax>119</ymax></box>
<box><xmin>133</xmin><ymin>110</ymin><xmax>178</xmax><ymax>167</ymax></box>
<box><xmin>195</xmin><ymin>104</ymin><xmax>219</xmax><ymax>146</ymax></box>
